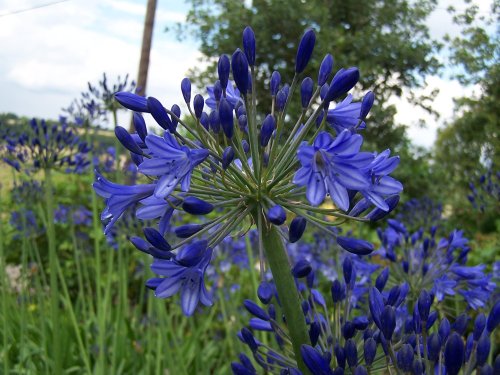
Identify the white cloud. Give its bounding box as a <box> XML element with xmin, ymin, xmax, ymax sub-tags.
<box><xmin>426</xmin><ymin>0</ymin><xmax>493</xmax><ymax>40</ymax></box>
<box><xmin>390</xmin><ymin>76</ymin><xmax>479</xmax><ymax>148</ymax></box>
<box><xmin>0</xmin><ymin>0</ymin><xmax>200</xmax><ymax>120</ymax></box>
<box><xmin>0</xmin><ymin>0</ymin><xmax>489</xmax><ymax>151</ymax></box>
<box><xmin>106</xmin><ymin>0</ymin><xmax>187</xmax><ymax>25</ymax></box>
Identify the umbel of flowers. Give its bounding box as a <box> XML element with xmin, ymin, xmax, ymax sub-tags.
<box><xmin>233</xmin><ymin>261</ymin><xmax>500</xmax><ymax>374</ymax></box>
<box><xmin>1</xmin><ymin>118</ymin><xmax>90</xmax><ymax>174</ymax></box>
<box><xmin>94</xmin><ymin>26</ymin><xmax>402</xmax><ymax>373</ymax></box>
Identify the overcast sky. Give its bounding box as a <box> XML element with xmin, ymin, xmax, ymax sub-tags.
<box><xmin>0</xmin><ymin>0</ymin><xmax>491</xmax><ymax>148</ymax></box>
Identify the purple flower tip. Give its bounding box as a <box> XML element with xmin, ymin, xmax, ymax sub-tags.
<box><xmin>267</xmin><ymin>204</ymin><xmax>286</xmax><ymax>225</ymax></box>
<box><xmin>295</xmin><ymin>29</ymin><xmax>316</xmax><ymax>73</ymax></box>
<box><xmin>115</xmin><ymin>92</ymin><xmax>148</xmax><ymax>112</ymax></box>
<box><xmin>242</xmin><ymin>26</ymin><xmax>256</xmax><ymax>66</ymax></box>
<box><xmin>231</xmin><ymin>49</ymin><xmax>249</xmax><ymax>95</ymax></box>
<box><xmin>337</xmin><ymin>236</ymin><xmax>374</xmax><ymax>255</ymax></box>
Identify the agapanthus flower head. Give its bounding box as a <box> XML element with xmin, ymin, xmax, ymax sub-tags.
<box><xmin>94</xmin><ymin>26</ymin><xmax>402</xmax><ymax>319</ymax></box>
<box><xmin>2</xmin><ymin>118</ymin><xmax>90</xmax><ymax>173</ymax></box>
<box><xmin>233</xmin><ymin>257</ymin><xmax>499</xmax><ymax>375</ymax></box>
<box><xmin>375</xmin><ymin>218</ymin><xmax>495</xmax><ymax>309</ymax></box>
<box><xmin>64</xmin><ymin>72</ymin><xmax>136</xmax><ymax>126</ymax></box>
<box><xmin>467</xmin><ymin>167</ymin><xmax>500</xmax><ymax>213</ymax></box>
<box><xmin>10</xmin><ymin>209</ymin><xmax>43</xmax><ymax>238</ymax></box>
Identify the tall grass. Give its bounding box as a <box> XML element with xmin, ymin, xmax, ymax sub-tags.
<box><xmin>0</xmin><ymin>166</ymin><xmax>250</xmax><ymax>374</ymax></box>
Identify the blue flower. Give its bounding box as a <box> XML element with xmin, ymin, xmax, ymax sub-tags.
<box><xmin>432</xmin><ymin>275</ymin><xmax>457</xmax><ymax>301</ymax></box>
<box><xmin>361</xmin><ymin>149</ymin><xmax>403</xmax><ymax>211</ymax></box>
<box><xmin>294</xmin><ymin>130</ymin><xmax>372</xmax><ymax>210</ymax></box>
<box><xmin>93</xmin><ymin>172</ymin><xmax>156</xmax><ymax>234</ymax></box>
<box><xmin>301</xmin><ymin>345</ymin><xmax>334</xmax><ymax>375</ymax></box>
<box><xmin>148</xmin><ymin>241</ymin><xmax>213</xmax><ymax>316</ymax></box>
<box><xmin>2</xmin><ymin>118</ymin><xmax>90</xmax><ymax>173</ymax></box>
<box><xmin>458</xmin><ymin>288</ymin><xmax>491</xmax><ymax>310</ymax></box>
<box><xmin>138</xmin><ymin>132</ymin><xmax>208</xmax><ymax>198</ymax></box>
<box><xmin>206</xmin><ymin>80</ymin><xmax>242</xmax><ymax>110</ymax></box>
<box><xmin>136</xmin><ymin>195</ymin><xmax>179</xmax><ymax>235</ymax></box>
<box><xmin>326</xmin><ymin>94</ymin><xmax>364</xmax><ymax>133</ymax></box>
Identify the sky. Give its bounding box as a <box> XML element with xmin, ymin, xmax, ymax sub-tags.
<box><xmin>0</xmin><ymin>0</ymin><xmax>492</xmax><ymax>148</ymax></box>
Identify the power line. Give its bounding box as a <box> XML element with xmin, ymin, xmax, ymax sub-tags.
<box><xmin>0</xmin><ymin>0</ymin><xmax>71</xmax><ymax>18</ymax></box>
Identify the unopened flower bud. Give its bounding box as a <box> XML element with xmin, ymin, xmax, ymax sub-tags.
<box><xmin>289</xmin><ymin>216</ymin><xmax>307</xmax><ymax>243</ymax></box>
<box><xmin>181</xmin><ymin>78</ymin><xmax>191</xmax><ymax>104</ymax></box>
<box><xmin>170</xmin><ymin>104</ymin><xmax>181</xmax><ymax>130</ymax></box>
<box><xmin>115</xmin><ymin>92</ymin><xmax>148</xmax><ymax>112</ymax></box>
<box><xmin>182</xmin><ymin>197</ymin><xmax>214</xmax><ymax>215</ymax></box>
<box><xmin>260</xmin><ymin>114</ymin><xmax>275</xmax><ymax>147</ymax></box>
<box><xmin>295</xmin><ymin>29</ymin><xmax>316</xmax><ymax>73</ymax></box>
<box><xmin>231</xmin><ymin>49</ymin><xmax>249</xmax><ymax>95</ymax></box>
<box><xmin>444</xmin><ymin>332</ymin><xmax>464</xmax><ymax>375</ymax></box>
<box><xmin>318</xmin><ymin>54</ymin><xmax>334</xmax><ymax>86</ymax></box>
<box><xmin>193</xmin><ymin>94</ymin><xmax>204</xmax><ymax>119</ymax></box>
<box><xmin>218</xmin><ymin>55</ymin><xmax>230</xmax><ymax>90</ymax></box>
<box><xmin>360</xmin><ymin>91</ymin><xmax>375</xmax><ymax>119</ymax></box>
<box><xmin>380</xmin><ymin>305</ymin><xmax>396</xmax><ymax>341</ymax></box>
<box><xmin>222</xmin><ymin>146</ymin><xmax>235</xmax><ymax>169</ymax></box>
<box><xmin>270</xmin><ymin>71</ymin><xmax>281</xmax><ymax>96</ymax></box>
<box><xmin>301</xmin><ymin>77</ymin><xmax>314</xmax><ymax>108</ymax></box>
<box><xmin>115</xmin><ymin>126</ymin><xmax>143</xmax><ymax>155</ymax></box>
<box><xmin>175</xmin><ymin>224</ymin><xmax>203</xmax><ymax>238</ymax></box>
<box><xmin>267</xmin><ymin>204</ymin><xmax>286</xmax><ymax>225</ymax></box>
<box><xmin>257</xmin><ymin>282</ymin><xmax>273</xmax><ymax>304</ymax></box>
<box><xmin>133</xmin><ymin>112</ymin><xmax>147</xmax><ymax>142</ymax></box>
<box><xmin>324</xmin><ymin>67</ymin><xmax>360</xmax><ymax>104</ymax></box>
<box><xmin>292</xmin><ymin>259</ymin><xmax>312</xmax><ymax>278</ymax></box>
<box><xmin>208</xmin><ymin>110</ymin><xmax>220</xmax><ymax>133</ymax></box>
<box><xmin>213</xmin><ymin>80</ymin><xmax>222</xmax><ymax>101</ymax></box>
<box><xmin>242</xmin><ymin>26</ymin><xmax>256</xmax><ymax>66</ymax></box>
<box><xmin>337</xmin><ymin>236</ymin><xmax>374</xmax><ymax>255</ymax></box>
<box><xmin>147</xmin><ymin>96</ymin><xmax>173</xmax><ymax>131</ymax></box>
<box><xmin>219</xmin><ymin>97</ymin><xmax>234</xmax><ymax>138</ymax></box>
<box><xmin>364</xmin><ymin>338</ymin><xmax>377</xmax><ymax>366</ymax></box>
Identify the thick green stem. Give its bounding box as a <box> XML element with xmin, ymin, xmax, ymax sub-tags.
<box><xmin>257</xmin><ymin>213</ymin><xmax>311</xmax><ymax>374</ymax></box>
<box><xmin>43</xmin><ymin>168</ymin><xmax>62</xmax><ymax>374</ymax></box>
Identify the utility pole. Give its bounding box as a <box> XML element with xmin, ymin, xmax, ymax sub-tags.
<box><xmin>130</xmin><ymin>0</ymin><xmax>157</xmax><ymax>130</ymax></box>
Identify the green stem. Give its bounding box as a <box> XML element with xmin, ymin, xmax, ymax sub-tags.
<box><xmin>43</xmin><ymin>168</ymin><xmax>62</xmax><ymax>374</ymax></box>
<box><xmin>89</xmin><ymin>158</ymin><xmax>105</xmax><ymax>374</ymax></box>
<box><xmin>422</xmin><ymin>324</ymin><xmax>431</xmax><ymax>375</ymax></box>
<box><xmin>0</xmin><ymin>188</ymin><xmax>9</xmax><ymax>374</ymax></box>
<box><xmin>112</xmin><ymin>109</ymin><xmax>121</xmax><ymax>182</ymax></box>
<box><xmin>217</xmin><ymin>289</ymin><xmax>235</xmax><ymax>359</ymax></box>
<box><xmin>55</xmin><ymin>261</ymin><xmax>92</xmax><ymax>374</ymax></box>
<box><xmin>388</xmin><ymin>343</ymin><xmax>403</xmax><ymax>375</ymax></box>
<box><xmin>256</xmin><ymin>211</ymin><xmax>311</xmax><ymax>374</ymax></box>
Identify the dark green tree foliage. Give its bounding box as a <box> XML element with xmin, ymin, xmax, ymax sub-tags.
<box><xmin>174</xmin><ymin>0</ymin><xmax>442</xmax><ymax>151</ymax></box>
<box><xmin>433</xmin><ymin>1</ymin><xmax>499</xmax><ymax>232</ymax></box>
<box><xmin>434</xmin><ymin>1</ymin><xmax>499</xmax><ymax>191</ymax></box>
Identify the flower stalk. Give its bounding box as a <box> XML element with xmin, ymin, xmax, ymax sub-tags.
<box><xmin>43</xmin><ymin>167</ymin><xmax>62</xmax><ymax>374</ymax></box>
<box><xmin>255</xmin><ymin>209</ymin><xmax>312</xmax><ymax>374</ymax></box>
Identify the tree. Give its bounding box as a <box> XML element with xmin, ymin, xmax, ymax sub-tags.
<box><xmin>434</xmin><ymin>0</ymin><xmax>499</xmax><ymax>192</ymax></box>
<box><xmin>173</xmin><ymin>0</ymin><xmax>442</xmax><ymax>151</ymax></box>
<box><xmin>433</xmin><ymin>1</ymin><xmax>499</xmax><ymax>232</ymax></box>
